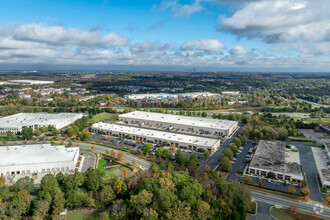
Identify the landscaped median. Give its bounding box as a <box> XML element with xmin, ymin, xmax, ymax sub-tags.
<box><xmin>270</xmin><ymin>206</ymin><xmax>327</xmax><ymax>220</ymax></box>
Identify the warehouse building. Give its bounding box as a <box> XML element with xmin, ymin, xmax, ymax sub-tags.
<box><xmin>124</xmin><ymin>92</ymin><xmax>217</xmax><ymax>100</ymax></box>
<box><xmin>118</xmin><ymin>111</ymin><xmax>238</xmax><ymax>136</ymax></box>
<box><xmin>0</xmin><ymin>144</ymin><xmax>79</xmax><ymax>183</ymax></box>
<box><xmin>7</xmin><ymin>80</ymin><xmax>54</xmax><ymax>85</ymax></box>
<box><xmin>0</xmin><ymin>112</ymin><xmax>83</xmax><ymax>134</ymax></box>
<box><xmin>248</xmin><ymin>140</ymin><xmax>304</xmax><ymax>183</ymax></box>
<box><xmin>318</xmin><ymin>143</ymin><xmax>330</xmax><ymax>189</ymax></box>
<box><xmin>91</xmin><ymin>122</ymin><xmax>221</xmax><ymax>153</ymax></box>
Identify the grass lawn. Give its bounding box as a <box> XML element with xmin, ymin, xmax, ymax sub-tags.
<box><xmin>88</xmin><ymin>112</ymin><xmax>119</xmax><ymax>124</ymax></box>
<box><xmin>316</xmin><ymin>174</ymin><xmax>328</xmax><ymax>194</ymax></box>
<box><xmin>270</xmin><ymin>207</ymin><xmax>295</xmax><ymax>220</ymax></box>
<box><xmin>97</xmin><ymin>158</ymin><xmax>130</xmax><ymax>177</ymax></box>
<box><xmin>304</xmin><ymin>117</ymin><xmax>330</xmax><ymax>124</ymax></box>
<box><xmin>271</xmin><ymin>207</ymin><xmax>326</xmax><ymax>220</ymax></box>
<box><xmin>97</xmin><ymin>159</ymin><xmax>107</xmax><ymax>170</ymax></box>
<box><xmin>64</xmin><ymin>210</ymin><xmax>103</xmax><ymax>220</ymax></box>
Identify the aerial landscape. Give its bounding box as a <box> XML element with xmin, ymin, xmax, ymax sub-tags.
<box><xmin>0</xmin><ymin>0</ymin><xmax>330</xmax><ymax>220</ymax></box>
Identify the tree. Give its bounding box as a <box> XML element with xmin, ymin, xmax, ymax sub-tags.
<box><xmin>132</xmin><ymin>159</ymin><xmax>137</xmax><ymax>167</ymax></box>
<box><xmin>80</xmin><ymin>129</ymin><xmax>91</xmax><ymax>140</ymax></box>
<box><xmin>196</xmin><ymin>200</ymin><xmax>211</xmax><ymax>220</ymax></box>
<box><xmin>162</xmin><ymin>149</ymin><xmax>172</xmax><ymax>159</ymax></box>
<box><xmin>33</xmin><ymin>200</ymin><xmax>50</xmax><ymax>219</ymax></box>
<box><xmin>201</xmin><ymin>112</ymin><xmax>207</xmax><ymax>117</ymax></box>
<box><xmin>301</xmin><ymin>188</ymin><xmax>310</xmax><ymax>200</ymax></box>
<box><xmin>17</xmin><ymin>190</ymin><xmax>32</xmax><ymax>215</ymax></box>
<box><xmin>65</xmin><ymin>189</ymin><xmax>86</xmax><ymax>208</ymax></box>
<box><xmin>51</xmin><ymin>188</ymin><xmax>65</xmax><ymax>217</ymax></box>
<box><xmin>12</xmin><ymin>176</ymin><xmax>34</xmax><ymax>193</ymax></box>
<box><xmin>221</xmin><ymin>156</ymin><xmax>232</xmax><ymax>172</ymax></box>
<box><xmin>113</xmin><ymin>178</ymin><xmax>124</xmax><ymax>194</ymax></box>
<box><xmin>129</xmin><ymin>189</ymin><xmax>153</xmax><ymax>214</ymax></box>
<box><xmin>68</xmin><ymin>141</ymin><xmax>73</xmax><ymax>147</ymax></box>
<box><xmin>100</xmin><ymin>185</ymin><xmax>116</xmax><ymax>205</ymax></box>
<box><xmin>288</xmin><ymin>185</ymin><xmax>296</xmax><ymax>193</ymax></box>
<box><xmin>22</xmin><ymin>127</ymin><xmax>33</xmax><ymax>140</ymax></box>
<box><xmin>203</xmin><ymin>150</ymin><xmax>211</xmax><ymax>157</ymax></box>
<box><xmin>223</xmin><ymin>148</ymin><xmax>233</xmax><ymax>160</ymax></box>
<box><xmin>162</xmin><ymin>141</ymin><xmax>169</xmax><ymax>146</ymax></box>
<box><xmin>84</xmin><ymin>168</ymin><xmax>104</xmax><ymax>191</ymax></box>
<box><xmin>233</xmin><ymin>137</ymin><xmax>242</xmax><ymax>147</ymax></box>
<box><xmin>188</xmin><ymin>154</ymin><xmax>198</xmax><ymax>167</ymax></box>
<box><xmin>117</xmin><ymin>152</ymin><xmax>124</xmax><ymax>161</ymax></box>
<box><xmin>204</xmin><ymin>165</ymin><xmax>211</xmax><ymax>172</ymax></box>
<box><xmin>229</xmin><ymin>143</ymin><xmax>238</xmax><ymax>153</ymax></box>
<box><xmin>66</xmin><ymin>127</ymin><xmax>75</xmax><ymax>137</ymax></box>
<box><xmin>289</xmin><ymin>204</ymin><xmax>297</xmax><ymax>214</ymax></box>
<box><xmin>40</xmin><ymin>174</ymin><xmax>59</xmax><ymax>195</ymax></box>
<box><xmin>155</xmin><ymin>147</ymin><xmax>164</xmax><ymax>157</ymax></box>
<box><xmin>142</xmin><ymin>143</ymin><xmax>152</xmax><ymax>153</ymax></box>
<box><xmin>243</xmin><ymin>175</ymin><xmax>252</xmax><ymax>184</ymax></box>
<box><xmin>175</xmin><ymin>150</ymin><xmax>188</xmax><ymax>165</ymax></box>
<box><xmin>171</xmin><ymin>144</ymin><xmax>176</xmax><ymax>153</ymax></box>
<box><xmin>267</xmin><ymin>172</ymin><xmax>276</xmax><ymax>179</ymax></box>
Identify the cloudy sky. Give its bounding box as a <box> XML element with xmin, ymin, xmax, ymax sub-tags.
<box><xmin>0</xmin><ymin>0</ymin><xmax>329</xmax><ymax>72</ymax></box>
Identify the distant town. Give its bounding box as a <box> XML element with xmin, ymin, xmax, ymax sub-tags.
<box><xmin>0</xmin><ymin>71</ymin><xmax>329</xmax><ymax>219</ymax></box>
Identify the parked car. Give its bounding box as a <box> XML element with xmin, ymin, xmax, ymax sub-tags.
<box><xmin>232</xmin><ymin>157</ymin><xmax>237</xmax><ymax>161</ymax></box>
<box><xmin>267</xmin><ymin>178</ymin><xmax>271</xmax><ymax>183</ymax></box>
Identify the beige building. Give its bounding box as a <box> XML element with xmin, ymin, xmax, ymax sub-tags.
<box><xmin>91</xmin><ymin>122</ymin><xmax>221</xmax><ymax>153</ymax></box>
<box><xmin>118</xmin><ymin>111</ymin><xmax>238</xmax><ymax>136</ymax></box>
<box><xmin>248</xmin><ymin>140</ymin><xmax>303</xmax><ymax>183</ymax></box>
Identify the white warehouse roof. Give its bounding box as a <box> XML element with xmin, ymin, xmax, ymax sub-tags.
<box><xmin>119</xmin><ymin>111</ymin><xmax>237</xmax><ymax>131</ymax></box>
<box><xmin>7</xmin><ymin>80</ymin><xmax>54</xmax><ymax>85</ymax></box>
<box><xmin>0</xmin><ymin>144</ymin><xmax>79</xmax><ymax>167</ymax></box>
<box><xmin>0</xmin><ymin>112</ymin><xmax>83</xmax><ymax>129</ymax></box>
<box><xmin>92</xmin><ymin>122</ymin><xmax>219</xmax><ymax>148</ymax></box>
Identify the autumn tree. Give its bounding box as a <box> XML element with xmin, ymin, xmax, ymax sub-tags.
<box><xmin>301</xmin><ymin>188</ymin><xmax>310</xmax><ymax>200</ymax></box>
<box><xmin>204</xmin><ymin>165</ymin><xmax>211</xmax><ymax>172</ymax></box>
<box><xmin>288</xmin><ymin>185</ymin><xmax>296</xmax><ymax>193</ymax></box>
<box><xmin>17</xmin><ymin>190</ymin><xmax>32</xmax><ymax>215</ymax></box>
<box><xmin>132</xmin><ymin>159</ymin><xmax>137</xmax><ymax>167</ymax></box>
<box><xmin>243</xmin><ymin>175</ymin><xmax>252</xmax><ymax>184</ymax></box>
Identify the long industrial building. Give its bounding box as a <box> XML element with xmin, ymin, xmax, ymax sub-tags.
<box><xmin>7</xmin><ymin>80</ymin><xmax>54</xmax><ymax>85</ymax></box>
<box><xmin>124</xmin><ymin>92</ymin><xmax>218</xmax><ymax>100</ymax></box>
<box><xmin>118</xmin><ymin>111</ymin><xmax>238</xmax><ymax>136</ymax></box>
<box><xmin>0</xmin><ymin>144</ymin><xmax>79</xmax><ymax>183</ymax></box>
<box><xmin>248</xmin><ymin>140</ymin><xmax>303</xmax><ymax>183</ymax></box>
<box><xmin>91</xmin><ymin>122</ymin><xmax>221</xmax><ymax>153</ymax></box>
<box><xmin>0</xmin><ymin>112</ymin><xmax>83</xmax><ymax>134</ymax></box>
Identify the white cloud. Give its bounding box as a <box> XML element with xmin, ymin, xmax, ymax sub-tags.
<box><xmin>130</xmin><ymin>41</ymin><xmax>174</xmax><ymax>54</ymax></box>
<box><xmin>229</xmin><ymin>45</ymin><xmax>248</xmax><ymax>55</ymax></box>
<box><xmin>159</xmin><ymin>0</ymin><xmax>204</xmax><ymax>17</ymax></box>
<box><xmin>13</xmin><ymin>23</ymin><xmax>129</xmax><ymax>46</ymax></box>
<box><xmin>181</xmin><ymin>39</ymin><xmax>226</xmax><ymax>52</ymax></box>
<box><xmin>221</xmin><ymin>0</ymin><xmax>330</xmax><ymax>43</ymax></box>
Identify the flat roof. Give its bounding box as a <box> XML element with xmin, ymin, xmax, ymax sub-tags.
<box><xmin>0</xmin><ymin>113</ymin><xmax>82</xmax><ymax>128</ymax></box>
<box><xmin>0</xmin><ymin>144</ymin><xmax>79</xmax><ymax>167</ymax></box>
<box><xmin>125</xmin><ymin>92</ymin><xmax>218</xmax><ymax>99</ymax></box>
<box><xmin>321</xmin><ymin>169</ymin><xmax>330</xmax><ymax>183</ymax></box>
<box><xmin>250</xmin><ymin>140</ymin><xmax>303</xmax><ymax>177</ymax></box>
<box><xmin>92</xmin><ymin>122</ymin><xmax>219</xmax><ymax>148</ymax></box>
<box><xmin>119</xmin><ymin>111</ymin><xmax>237</xmax><ymax>131</ymax></box>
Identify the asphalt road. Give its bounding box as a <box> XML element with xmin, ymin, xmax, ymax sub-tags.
<box><xmin>73</xmin><ymin>142</ymin><xmax>151</xmax><ymax>170</ymax></box>
<box><xmin>252</xmin><ymin>190</ymin><xmax>330</xmax><ymax>218</ymax></box>
<box><xmin>247</xmin><ymin>201</ymin><xmax>274</xmax><ymax>220</ymax></box>
<box><xmin>294</xmin><ymin>142</ymin><xmax>327</xmax><ymax>202</ymax></box>
<box><xmin>196</xmin><ymin>125</ymin><xmax>243</xmax><ymax>173</ymax></box>
<box><xmin>80</xmin><ymin>151</ymin><xmax>97</xmax><ymax>172</ymax></box>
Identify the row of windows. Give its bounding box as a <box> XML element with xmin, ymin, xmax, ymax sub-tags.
<box><xmin>1</xmin><ymin>167</ymin><xmax>70</xmax><ymax>176</ymax></box>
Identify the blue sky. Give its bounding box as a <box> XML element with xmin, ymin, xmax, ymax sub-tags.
<box><xmin>0</xmin><ymin>0</ymin><xmax>329</xmax><ymax>72</ymax></box>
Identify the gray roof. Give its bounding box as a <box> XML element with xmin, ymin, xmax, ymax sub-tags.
<box><xmin>119</xmin><ymin>111</ymin><xmax>237</xmax><ymax>131</ymax></box>
<box><xmin>250</xmin><ymin>140</ymin><xmax>303</xmax><ymax>177</ymax></box>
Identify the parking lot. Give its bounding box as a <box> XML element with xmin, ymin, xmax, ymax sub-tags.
<box><xmin>227</xmin><ymin>140</ymin><xmax>302</xmax><ymax>194</ymax></box>
<box><xmin>91</xmin><ymin>132</ymin><xmax>207</xmax><ymax>162</ymax></box>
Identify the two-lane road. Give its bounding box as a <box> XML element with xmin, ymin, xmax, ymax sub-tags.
<box><xmin>252</xmin><ymin>190</ymin><xmax>330</xmax><ymax>218</ymax></box>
